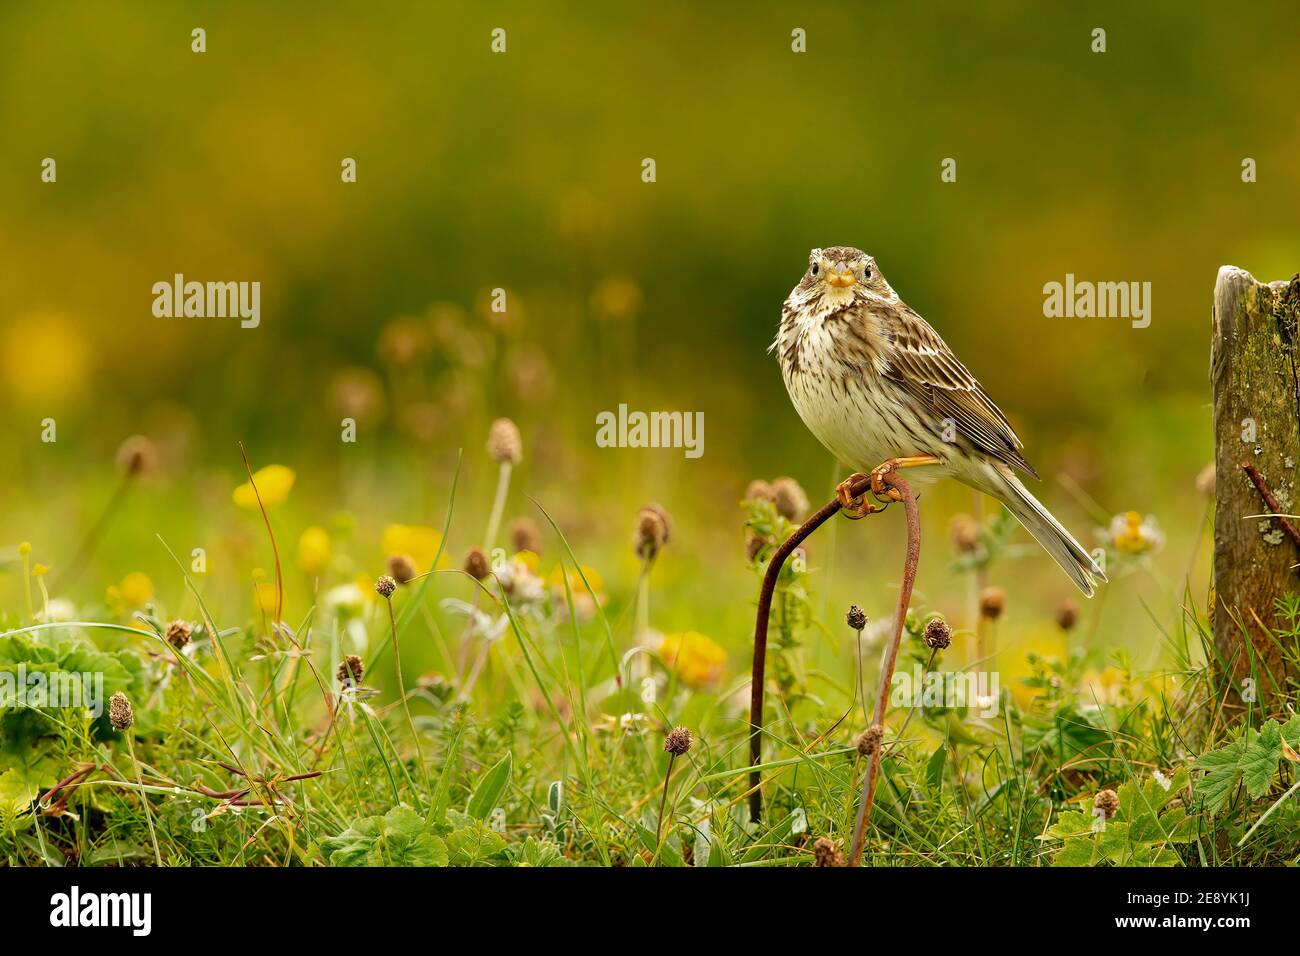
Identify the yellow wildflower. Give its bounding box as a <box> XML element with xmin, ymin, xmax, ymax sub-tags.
<box><xmin>254</xmin><ymin>582</ymin><xmax>279</xmax><ymax>615</ymax></box>
<box><xmin>1104</xmin><ymin>511</ymin><xmax>1164</xmax><ymax>554</ymax></box>
<box><xmin>119</xmin><ymin>572</ymin><xmax>154</xmax><ymax>608</ymax></box>
<box><xmin>232</xmin><ymin>465</ymin><xmax>296</xmax><ymax>509</ymax></box>
<box><xmin>296</xmin><ymin>526</ymin><xmax>331</xmax><ymax>577</ymax></box>
<box><xmin>2</xmin><ymin>317</ymin><xmax>91</xmax><ymax>403</ymax></box>
<box><xmin>380</xmin><ymin>524</ymin><xmax>444</xmax><ymax>573</ymax></box>
<box><xmin>547</xmin><ymin>564</ymin><xmax>605</xmax><ymax>601</ymax></box>
<box><xmin>659</xmin><ymin>632</ymin><xmax>726</xmax><ymax>688</ymax></box>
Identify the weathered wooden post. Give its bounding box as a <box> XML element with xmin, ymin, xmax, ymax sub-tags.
<box><xmin>1211</xmin><ymin>266</ymin><xmax>1300</xmax><ymax>700</ymax></box>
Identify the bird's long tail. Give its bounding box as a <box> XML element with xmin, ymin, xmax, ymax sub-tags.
<box><xmin>986</xmin><ymin>468</ymin><xmax>1105</xmax><ymax>597</ymax></box>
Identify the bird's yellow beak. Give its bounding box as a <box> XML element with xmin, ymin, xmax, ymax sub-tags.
<box><xmin>826</xmin><ymin>267</ymin><xmax>856</xmax><ymax>288</ymax></box>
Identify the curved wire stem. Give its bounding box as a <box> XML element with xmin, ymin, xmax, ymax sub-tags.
<box><xmin>748</xmin><ymin>469</ymin><xmax>908</xmax><ymax>822</ymax></box>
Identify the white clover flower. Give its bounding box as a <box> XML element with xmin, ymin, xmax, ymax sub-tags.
<box><xmin>39</xmin><ymin>598</ymin><xmax>77</xmax><ymax>623</ymax></box>
<box><xmin>323</xmin><ymin>583</ymin><xmax>365</xmax><ymax>616</ymax></box>
<box><xmin>618</xmin><ymin>712</ymin><xmax>649</xmax><ymax>733</ymax></box>
<box><xmin>1101</xmin><ymin>511</ymin><xmax>1165</xmax><ymax>555</ymax></box>
<box><xmin>498</xmin><ymin>558</ymin><xmax>548</xmax><ymax>607</ymax></box>
<box><xmin>441</xmin><ymin>599</ymin><xmax>508</xmax><ymax>642</ymax></box>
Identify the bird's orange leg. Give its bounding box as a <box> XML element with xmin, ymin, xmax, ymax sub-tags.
<box><xmin>870</xmin><ymin>455</ymin><xmax>943</xmax><ymax>503</ymax></box>
<box><xmin>835</xmin><ymin>473</ymin><xmax>881</xmax><ymax>519</ymax></box>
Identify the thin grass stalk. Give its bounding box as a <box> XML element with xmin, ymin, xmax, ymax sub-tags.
<box><xmin>484</xmin><ymin>461</ymin><xmax>513</xmax><ymax>549</ymax></box>
<box><xmin>124</xmin><ymin>734</ymin><xmax>163</xmax><ymax>866</ymax></box>
<box><xmin>384</xmin><ymin>594</ymin><xmax>430</xmax><ymax>799</ymax></box>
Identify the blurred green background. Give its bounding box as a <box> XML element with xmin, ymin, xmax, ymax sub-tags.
<box><xmin>2</xmin><ymin>1</ymin><xmax>1297</xmax><ymax>681</ymax></box>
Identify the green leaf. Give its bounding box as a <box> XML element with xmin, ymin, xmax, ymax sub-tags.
<box><xmin>430</xmin><ymin>718</ymin><xmax>465</xmax><ymax>825</ymax></box>
<box><xmin>926</xmin><ymin>740</ymin><xmax>947</xmax><ymax>791</ymax></box>
<box><xmin>1241</xmin><ymin>721</ymin><xmax>1283</xmax><ymax>799</ymax></box>
<box><xmin>1044</xmin><ymin>809</ymin><xmax>1094</xmax><ymax>840</ymax></box>
<box><xmin>1195</xmin><ymin>733</ymin><xmax>1251</xmax><ymax>814</ymax></box>
<box><xmin>635</xmin><ymin>822</ymin><xmax>683</xmax><ymax>867</ymax></box>
<box><xmin>1052</xmin><ymin>837</ymin><xmax>1097</xmax><ymax>867</ymax></box>
<box><xmin>0</xmin><ymin>769</ymin><xmax>37</xmax><ymax>834</ymax></box>
<box><xmin>444</xmin><ymin>810</ymin><xmax>508</xmax><ymax>865</ymax></box>
<box><xmin>1281</xmin><ymin>715</ymin><xmax>1300</xmax><ymax>749</ymax></box>
<box><xmin>319</xmin><ymin>807</ymin><xmax>448</xmax><ymax>866</ymax></box>
<box><xmin>466</xmin><ymin>752</ymin><xmax>512</xmax><ymax>821</ymax></box>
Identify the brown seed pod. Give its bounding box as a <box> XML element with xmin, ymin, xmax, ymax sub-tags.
<box><xmin>771</xmin><ymin>476</ymin><xmax>810</xmax><ymax>522</ymax></box>
<box><xmin>109</xmin><ymin>692</ymin><xmax>134</xmax><ymax>731</ymax></box>
<box><xmin>846</xmin><ymin>605</ymin><xmax>867</xmax><ymax>631</ymax></box>
<box><xmin>116</xmin><ymin>435</ymin><xmax>158</xmax><ymax>478</ymax></box>
<box><xmin>374</xmin><ymin>575</ymin><xmax>397</xmax><ymax>598</ymax></box>
<box><xmin>464</xmin><ymin>547</ymin><xmax>491</xmax><ymax>580</ymax></box>
<box><xmin>923</xmin><ymin>616</ymin><xmax>952</xmax><ymax>650</ymax></box>
<box><xmin>165</xmin><ymin>619</ymin><xmax>192</xmax><ymax>650</ymax></box>
<box><xmin>634</xmin><ymin>504</ymin><xmax>672</xmax><ymax>560</ymax></box>
<box><xmin>663</xmin><ymin>726</ymin><xmax>694</xmax><ymax>756</ymax></box>
<box><xmin>812</xmin><ymin>836</ymin><xmax>846</xmax><ymax>867</ymax></box>
<box><xmin>1094</xmin><ymin>788</ymin><xmax>1119</xmax><ymax>819</ymax></box>
<box><xmin>387</xmin><ymin>553</ymin><xmax>417</xmax><ymax>585</ymax></box>
<box><xmin>337</xmin><ymin>654</ymin><xmax>364</xmax><ymax>685</ymax></box>
<box><xmin>510</xmin><ymin>517</ymin><xmax>543</xmax><ymax>555</ymax></box>
<box><xmin>979</xmin><ymin>586</ymin><xmax>1005</xmax><ymax>620</ymax></box>
<box><xmin>856</xmin><ymin>725</ymin><xmax>883</xmax><ymax>757</ymax></box>
<box><xmin>1056</xmin><ymin>598</ymin><xmax>1079</xmax><ymax>631</ymax></box>
<box><xmin>950</xmin><ymin>514</ymin><xmax>981</xmax><ymax>554</ymax></box>
<box><xmin>487</xmin><ymin>417</ymin><xmax>522</xmax><ymax>465</ymax></box>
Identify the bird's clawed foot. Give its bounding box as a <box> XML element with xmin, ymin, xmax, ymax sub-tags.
<box><xmin>836</xmin><ymin>473</ymin><xmax>882</xmax><ymax>519</ymax></box>
<box><xmin>869</xmin><ymin>455</ymin><xmax>943</xmax><ymax>503</ymax></box>
<box><xmin>838</xmin><ymin>457</ymin><xmax>943</xmax><ymax>518</ymax></box>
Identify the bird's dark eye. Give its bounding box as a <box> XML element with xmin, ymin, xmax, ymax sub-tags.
<box><xmin>811</xmin><ymin>263</ymin><xmax>819</xmax><ymax>276</ymax></box>
<box><xmin>863</xmin><ymin>265</ymin><xmax>872</xmax><ymax>279</ymax></box>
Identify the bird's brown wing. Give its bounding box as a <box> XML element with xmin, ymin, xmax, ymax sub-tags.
<box><xmin>876</xmin><ymin>302</ymin><xmax>1039</xmax><ymax>478</ymax></box>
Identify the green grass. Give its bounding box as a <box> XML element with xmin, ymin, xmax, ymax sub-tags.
<box><xmin>2</xmin><ymin>468</ymin><xmax>1299</xmax><ymax>868</ymax></box>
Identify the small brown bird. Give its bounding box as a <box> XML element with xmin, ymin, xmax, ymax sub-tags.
<box><xmin>774</xmin><ymin>246</ymin><xmax>1104</xmax><ymax>596</ymax></box>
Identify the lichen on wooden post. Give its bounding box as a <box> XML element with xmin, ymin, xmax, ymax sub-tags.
<box><xmin>1210</xmin><ymin>266</ymin><xmax>1300</xmax><ymax>700</ymax></box>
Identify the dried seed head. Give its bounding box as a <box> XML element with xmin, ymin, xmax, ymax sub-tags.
<box><xmin>1056</xmin><ymin>598</ymin><xmax>1079</xmax><ymax>631</ymax></box>
<box><xmin>950</xmin><ymin>514</ymin><xmax>981</xmax><ymax>554</ymax></box>
<box><xmin>374</xmin><ymin>575</ymin><xmax>397</xmax><ymax>598</ymax></box>
<box><xmin>979</xmin><ymin>586</ymin><xmax>1005</xmax><ymax>620</ymax></box>
<box><xmin>856</xmin><ymin>725</ymin><xmax>883</xmax><ymax>757</ymax></box>
<box><xmin>109</xmin><ymin>692</ymin><xmax>134</xmax><ymax>731</ymax></box>
<box><xmin>771</xmin><ymin>476</ymin><xmax>810</xmax><ymax>522</ymax></box>
<box><xmin>464</xmin><ymin>547</ymin><xmax>491</xmax><ymax>580</ymax></box>
<box><xmin>165</xmin><ymin>619</ymin><xmax>192</xmax><ymax>649</ymax></box>
<box><xmin>487</xmin><ymin>417</ymin><xmax>522</xmax><ymax>465</ymax></box>
<box><xmin>634</xmin><ymin>504</ymin><xmax>672</xmax><ymax>560</ymax></box>
<box><xmin>812</xmin><ymin>836</ymin><xmax>846</xmax><ymax>867</ymax></box>
<box><xmin>387</xmin><ymin>553</ymin><xmax>417</xmax><ymax>585</ymax></box>
<box><xmin>510</xmin><ymin>517</ymin><xmax>543</xmax><ymax>555</ymax></box>
<box><xmin>116</xmin><ymin>435</ymin><xmax>158</xmax><ymax>478</ymax></box>
<box><xmin>923</xmin><ymin>616</ymin><xmax>952</xmax><ymax>650</ymax></box>
<box><xmin>663</xmin><ymin>726</ymin><xmax>694</xmax><ymax>756</ymax></box>
<box><xmin>1094</xmin><ymin>788</ymin><xmax>1119</xmax><ymax>819</ymax></box>
<box><xmin>846</xmin><ymin>605</ymin><xmax>867</xmax><ymax>632</ymax></box>
<box><xmin>744</xmin><ymin>531</ymin><xmax>767</xmax><ymax>563</ymax></box>
<box><xmin>337</xmin><ymin>654</ymin><xmax>364</xmax><ymax>685</ymax></box>
<box><xmin>745</xmin><ymin>479</ymin><xmax>775</xmax><ymax>504</ymax></box>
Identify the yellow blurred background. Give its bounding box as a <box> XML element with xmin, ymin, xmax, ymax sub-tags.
<box><xmin>2</xmin><ymin>1</ymin><xmax>1297</xmax><ymax>680</ymax></box>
